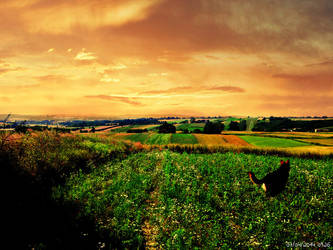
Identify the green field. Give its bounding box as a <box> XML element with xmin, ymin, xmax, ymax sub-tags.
<box><xmin>1</xmin><ymin>131</ymin><xmax>332</xmax><ymax>248</ymax></box>
<box><xmin>56</xmin><ymin>150</ymin><xmax>332</xmax><ymax>248</ymax></box>
<box><xmin>126</xmin><ymin>133</ymin><xmax>150</xmax><ymax>143</ymax></box>
<box><xmin>170</xmin><ymin>134</ymin><xmax>198</xmax><ymax>144</ymax></box>
<box><xmin>176</xmin><ymin>123</ymin><xmax>205</xmax><ymax>132</ymax></box>
<box><xmin>240</xmin><ymin>135</ymin><xmax>311</xmax><ymax>147</ymax></box>
<box><xmin>125</xmin><ymin>133</ymin><xmax>172</xmax><ymax>145</ymax></box>
<box><xmin>125</xmin><ymin>133</ymin><xmax>198</xmax><ymax>145</ymax></box>
<box><xmin>146</xmin><ymin>133</ymin><xmax>171</xmax><ymax>145</ymax></box>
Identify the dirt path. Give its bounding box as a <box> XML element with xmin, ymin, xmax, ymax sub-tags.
<box><xmin>142</xmin><ymin>190</ymin><xmax>159</xmax><ymax>249</ymax></box>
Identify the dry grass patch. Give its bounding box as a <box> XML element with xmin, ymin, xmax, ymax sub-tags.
<box><xmin>194</xmin><ymin>134</ymin><xmax>228</xmax><ymax>145</ymax></box>
<box><xmin>299</xmin><ymin>138</ymin><xmax>333</xmax><ymax>146</ymax></box>
<box><xmin>222</xmin><ymin>135</ymin><xmax>251</xmax><ymax>146</ymax></box>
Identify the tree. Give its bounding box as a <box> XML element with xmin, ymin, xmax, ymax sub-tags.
<box><xmin>229</xmin><ymin>121</ymin><xmax>240</xmax><ymax>131</ymax></box>
<box><xmin>203</xmin><ymin>121</ymin><xmax>224</xmax><ymax>134</ymax></box>
<box><xmin>239</xmin><ymin>120</ymin><xmax>247</xmax><ymax>131</ymax></box>
<box><xmin>158</xmin><ymin>122</ymin><xmax>176</xmax><ymax>133</ymax></box>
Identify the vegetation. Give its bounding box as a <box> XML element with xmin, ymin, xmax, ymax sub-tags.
<box><xmin>158</xmin><ymin>122</ymin><xmax>176</xmax><ymax>133</ymax></box>
<box><xmin>177</xmin><ymin>123</ymin><xmax>206</xmax><ymax>133</ymax></box>
<box><xmin>126</xmin><ymin>133</ymin><xmax>150</xmax><ymax>144</ymax></box>
<box><xmin>253</xmin><ymin>117</ymin><xmax>333</xmax><ymax>132</ymax></box>
<box><xmin>170</xmin><ymin>134</ymin><xmax>198</xmax><ymax>144</ymax></box>
<box><xmin>127</xmin><ymin>128</ymin><xmax>148</xmax><ymax>133</ymax></box>
<box><xmin>203</xmin><ymin>121</ymin><xmax>224</xmax><ymax>134</ymax></box>
<box><xmin>146</xmin><ymin>134</ymin><xmax>172</xmax><ymax>145</ymax></box>
<box><xmin>1</xmin><ymin>131</ymin><xmax>332</xmax><ymax>248</ymax></box>
<box><xmin>239</xmin><ymin>135</ymin><xmax>311</xmax><ymax>148</ymax></box>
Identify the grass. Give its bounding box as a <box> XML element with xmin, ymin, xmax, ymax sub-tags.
<box><xmin>124</xmin><ymin>133</ymin><xmax>173</xmax><ymax>145</ymax></box>
<box><xmin>176</xmin><ymin>123</ymin><xmax>205</xmax><ymax>132</ymax></box>
<box><xmin>1</xmin><ymin>131</ymin><xmax>332</xmax><ymax>248</ymax></box>
<box><xmin>146</xmin><ymin>133</ymin><xmax>172</xmax><ymax>145</ymax></box>
<box><xmin>239</xmin><ymin>135</ymin><xmax>311</xmax><ymax>148</ymax></box>
<box><xmin>54</xmin><ymin>149</ymin><xmax>332</xmax><ymax>248</ymax></box>
<box><xmin>194</xmin><ymin>134</ymin><xmax>228</xmax><ymax>145</ymax></box>
<box><xmin>298</xmin><ymin>138</ymin><xmax>333</xmax><ymax>146</ymax></box>
<box><xmin>126</xmin><ymin>133</ymin><xmax>150</xmax><ymax>144</ymax></box>
<box><xmin>170</xmin><ymin>134</ymin><xmax>198</xmax><ymax>144</ymax></box>
<box><xmin>153</xmin><ymin>151</ymin><xmax>332</xmax><ymax>248</ymax></box>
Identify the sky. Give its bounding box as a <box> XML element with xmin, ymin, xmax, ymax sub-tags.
<box><xmin>0</xmin><ymin>0</ymin><xmax>332</xmax><ymax>118</ymax></box>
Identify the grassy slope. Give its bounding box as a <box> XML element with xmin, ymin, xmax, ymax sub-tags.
<box><xmin>240</xmin><ymin>135</ymin><xmax>311</xmax><ymax>147</ymax></box>
<box><xmin>126</xmin><ymin>133</ymin><xmax>150</xmax><ymax>143</ymax></box>
<box><xmin>194</xmin><ymin>134</ymin><xmax>228</xmax><ymax>145</ymax></box>
<box><xmin>146</xmin><ymin>133</ymin><xmax>171</xmax><ymax>145</ymax></box>
<box><xmin>170</xmin><ymin>134</ymin><xmax>198</xmax><ymax>144</ymax></box>
<box><xmin>177</xmin><ymin>123</ymin><xmax>205</xmax><ymax>132</ymax></box>
<box><xmin>57</xmin><ymin>150</ymin><xmax>333</xmax><ymax>248</ymax></box>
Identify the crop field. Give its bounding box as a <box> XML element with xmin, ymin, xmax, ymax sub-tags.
<box><xmin>124</xmin><ymin>133</ymin><xmax>198</xmax><ymax>145</ymax></box>
<box><xmin>126</xmin><ymin>133</ymin><xmax>150</xmax><ymax>144</ymax></box>
<box><xmin>194</xmin><ymin>134</ymin><xmax>250</xmax><ymax>146</ymax></box>
<box><xmin>298</xmin><ymin>138</ymin><xmax>333</xmax><ymax>146</ymax></box>
<box><xmin>124</xmin><ymin>133</ymin><xmax>172</xmax><ymax>145</ymax></box>
<box><xmin>194</xmin><ymin>134</ymin><xmax>228</xmax><ymax>145</ymax></box>
<box><xmin>176</xmin><ymin>123</ymin><xmax>206</xmax><ymax>132</ymax></box>
<box><xmin>146</xmin><ymin>133</ymin><xmax>172</xmax><ymax>145</ymax></box>
<box><xmin>170</xmin><ymin>134</ymin><xmax>198</xmax><ymax>144</ymax></box>
<box><xmin>54</xmin><ymin>149</ymin><xmax>332</xmax><ymax>248</ymax></box>
<box><xmin>239</xmin><ymin>135</ymin><xmax>311</xmax><ymax>148</ymax></box>
<box><xmin>1</xmin><ymin>131</ymin><xmax>332</xmax><ymax>248</ymax></box>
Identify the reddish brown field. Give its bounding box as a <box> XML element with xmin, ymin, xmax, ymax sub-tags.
<box><xmin>194</xmin><ymin>134</ymin><xmax>250</xmax><ymax>146</ymax></box>
<box><xmin>222</xmin><ymin>135</ymin><xmax>251</xmax><ymax>146</ymax></box>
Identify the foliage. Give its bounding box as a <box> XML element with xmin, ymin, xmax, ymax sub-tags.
<box><xmin>154</xmin><ymin>151</ymin><xmax>332</xmax><ymax>248</ymax></box>
<box><xmin>203</xmin><ymin>121</ymin><xmax>224</xmax><ymax>134</ymax></box>
<box><xmin>170</xmin><ymin>134</ymin><xmax>198</xmax><ymax>144</ymax></box>
<box><xmin>229</xmin><ymin>121</ymin><xmax>240</xmax><ymax>131</ymax></box>
<box><xmin>177</xmin><ymin>123</ymin><xmax>205</xmax><ymax>133</ymax></box>
<box><xmin>1</xmin><ymin>131</ymin><xmax>332</xmax><ymax>248</ymax></box>
<box><xmin>240</xmin><ymin>135</ymin><xmax>311</xmax><ymax>148</ymax></box>
<box><xmin>127</xmin><ymin>128</ymin><xmax>148</xmax><ymax>133</ymax></box>
<box><xmin>158</xmin><ymin>122</ymin><xmax>176</xmax><ymax>133</ymax></box>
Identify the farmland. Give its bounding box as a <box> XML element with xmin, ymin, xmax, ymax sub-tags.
<box><xmin>1</xmin><ymin>130</ymin><xmax>332</xmax><ymax>249</ymax></box>
<box><xmin>239</xmin><ymin>135</ymin><xmax>311</xmax><ymax>148</ymax></box>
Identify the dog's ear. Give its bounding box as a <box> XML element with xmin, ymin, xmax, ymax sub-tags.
<box><xmin>280</xmin><ymin>160</ymin><xmax>284</xmax><ymax>165</ymax></box>
<box><xmin>286</xmin><ymin>159</ymin><xmax>289</xmax><ymax>165</ymax></box>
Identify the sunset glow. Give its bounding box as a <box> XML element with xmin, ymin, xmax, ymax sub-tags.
<box><xmin>1</xmin><ymin>0</ymin><xmax>332</xmax><ymax>117</ymax></box>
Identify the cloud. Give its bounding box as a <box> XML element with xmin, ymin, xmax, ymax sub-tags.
<box><xmin>74</xmin><ymin>49</ymin><xmax>97</xmax><ymax>61</ymax></box>
<box><xmin>20</xmin><ymin>0</ymin><xmax>162</xmax><ymax>34</ymax></box>
<box><xmin>100</xmin><ymin>75</ymin><xmax>120</xmax><ymax>83</ymax></box>
<box><xmin>0</xmin><ymin>66</ymin><xmax>24</xmax><ymax>75</ymax></box>
<box><xmin>205</xmin><ymin>86</ymin><xmax>245</xmax><ymax>93</ymax></box>
<box><xmin>305</xmin><ymin>59</ymin><xmax>333</xmax><ymax>67</ymax></box>
<box><xmin>254</xmin><ymin>94</ymin><xmax>333</xmax><ymax>115</ymax></box>
<box><xmin>34</xmin><ymin>74</ymin><xmax>67</xmax><ymax>82</ymax></box>
<box><xmin>273</xmin><ymin>73</ymin><xmax>333</xmax><ymax>92</ymax></box>
<box><xmin>141</xmin><ymin>85</ymin><xmax>245</xmax><ymax>95</ymax></box>
<box><xmin>0</xmin><ymin>96</ymin><xmax>11</xmax><ymax>102</ymax></box>
<box><xmin>85</xmin><ymin>95</ymin><xmax>142</xmax><ymax>105</ymax></box>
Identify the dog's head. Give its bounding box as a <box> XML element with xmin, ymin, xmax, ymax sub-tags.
<box><xmin>280</xmin><ymin>159</ymin><xmax>290</xmax><ymax>169</ymax></box>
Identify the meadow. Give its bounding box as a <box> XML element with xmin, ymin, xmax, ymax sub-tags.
<box><xmin>239</xmin><ymin>135</ymin><xmax>311</xmax><ymax>148</ymax></box>
<box><xmin>0</xmin><ymin>131</ymin><xmax>332</xmax><ymax>249</ymax></box>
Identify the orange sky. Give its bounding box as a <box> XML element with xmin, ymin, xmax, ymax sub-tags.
<box><xmin>0</xmin><ymin>0</ymin><xmax>332</xmax><ymax>118</ymax></box>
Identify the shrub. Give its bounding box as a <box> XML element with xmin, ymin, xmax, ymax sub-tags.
<box><xmin>203</xmin><ymin>121</ymin><xmax>224</xmax><ymax>134</ymax></box>
<box><xmin>158</xmin><ymin>122</ymin><xmax>176</xmax><ymax>133</ymax></box>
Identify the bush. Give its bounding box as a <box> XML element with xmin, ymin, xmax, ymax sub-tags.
<box><xmin>158</xmin><ymin>122</ymin><xmax>176</xmax><ymax>133</ymax></box>
<box><xmin>203</xmin><ymin>121</ymin><xmax>224</xmax><ymax>134</ymax></box>
<box><xmin>229</xmin><ymin>121</ymin><xmax>240</xmax><ymax>131</ymax></box>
